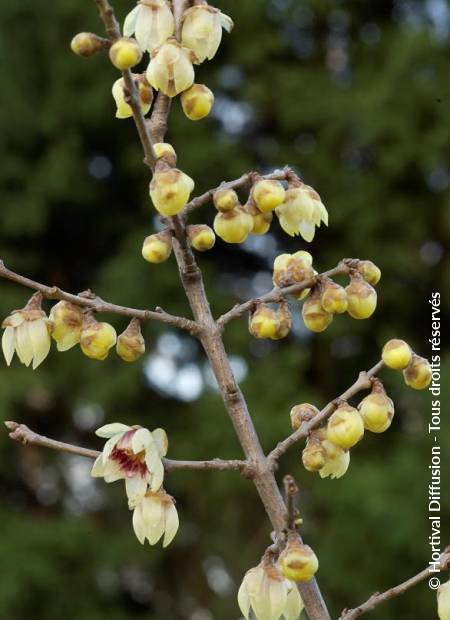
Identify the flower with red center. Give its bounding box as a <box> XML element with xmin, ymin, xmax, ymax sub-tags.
<box><xmin>91</xmin><ymin>423</ymin><xmax>168</xmax><ymax>508</ymax></box>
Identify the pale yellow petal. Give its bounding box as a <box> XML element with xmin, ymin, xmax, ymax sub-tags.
<box><xmin>162</xmin><ymin>501</ymin><xmax>179</xmax><ymax>547</ymax></box>
<box><xmin>91</xmin><ymin>454</ymin><xmax>106</xmax><ymax>478</ymax></box>
<box><xmin>132</xmin><ymin>428</ymin><xmax>154</xmax><ymax>453</ymax></box>
<box><xmin>132</xmin><ymin>502</ymin><xmax>147</xmax><ymax>544</ymax></box>
<box><xmin>2</xmin><ymin>326</ymin><xmax>15</xmax><ymax>366</ymax></box>
<box><xmin>96</xmin><ymin>423</ymin><xmax>130</xmax><ymax>439</ymax></box>
<box><xmin>238</xmin><ymin>579</ymin><xmax>251</xmax><ymax>620</ymax></box>
<box><xmin>29</xmin><ymin>319</ymin><xmax>51</xmax><ymax>369</ymax></box>
<box><xmin>15</xmin><ymin>322</ymin><xmax>33</xmax><ymax>366</ymax></box>
<box><xmin>125</xmin><ymin>475</ymin><xmax>148</xmax><ymax>508</ymax></box>
<box><xmin>152</xmin><ymin>428</ymin><xmax>169</xmax><ymax>456</ymax></box>
<box><xmin>283</xmin><ymin>584</ymin><xmax>304</xmax><ymax>620</ymax></box>
<box><xmin>123</xmin><ymin>4</ymin><xmax>139</xmax><ymax>37</ymax></box>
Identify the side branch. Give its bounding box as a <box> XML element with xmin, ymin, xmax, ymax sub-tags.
<box><xmin>5</xmin><ymin>422</ymin><xmax>248</xmax><ymax>473</ymax></box>
<box><xmin>217</xmin><ymin>262</ymin><xmax>350</xmax><ymax>328</ymax></box>
<box><xmin>339</xmin><ymin>551</ymin><xmax>450</xmax><ymax>620</ymax></box>
<box><xmin>183</xmin><ymin>167</ymin><xmax>292</xmax><ymax>217</ymax></box>
<box><xmin>0</xmin><ymin>260</ymin><xmax>199</xmax><ymax>333</ymax></box>
<box><xmin>268</xmin><ymin>360</ymin><xmax>385</xmax><ymax>464</ymax></box>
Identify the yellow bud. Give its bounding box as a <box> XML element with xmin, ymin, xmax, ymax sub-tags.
<box><xmin>346</xmin><ymin>273</ymin><xmax>377</xmax><ymax>319</ymax></box>
<box><xmin>116</xmin><ymin>318</ymin><xmax>145</xmax><ymax>362</ymax></box>
<box><xmin>70</xmin><ymin>32</ymin><xmax>107</xmax><ymax>57</ymax></box>
<box><xmin>302</xmin><ymin>434</ymin><xmax>326</xmax><ymax>472</ymax></box>
<box><xmin>382</xmin><ymin>339</ymin><xmax>412</xmax><ymax>370</ymax></box>
<box><xmin>109</xmin><ymin>37</ymin><xmax>142</xmax><ymax>70</ymax></box>
<box><xmin>181</xmin><ymin>84</ymin><xmax>214</xmax><ymax>120</ymax></box>
<box><xmin>279</xmin><ymin>538</ymin><xmax>319</xmax><ymax>582</ymax></box>
<box><xmin>358</xmin><ymin>383</ymin><xmax>394</xmax><ymax>433</ymax></box>
<box><xmin>142</xmin><ymin>231</ymin><xmax>173</xmax><ymax>263</ymax></box>
<box><xmin>290</xmin><ymin>403</ymin><xmax>320</xmax><ymax>431</ymax></box>
<box><xmin>319</xmin><ymin>439</ymin><xmax>350</xmax><ymax>479</ymax></box>
<box><xmin>149</xmin><ymin>166</ymin><xmax>194</xmax><ymax>216</ymax></box>
<box><xmin>271</xmin><ymin>300</ymin><xmax>292</xmax><ymax>340</ymax></box>
<box><xmin>244</xmin><ymin>200</ymin><xmax>272</xmax><ymax>235</ymax></box>
<box><xmin>249</xmin><ymin>305</ymin><xmax>279</xmax><ymax>339</ymax></box>
<box><xmin>403</xmin><ymin>354</ymin><xmax>432</xmax><ymax>390</ymax></box>
<box><xmin>213</xmin><ymin>188</ymin><xmax>239</xmax><ymax>212</ymax></box>
<box><xmin>154</xmin><ymin>143</ymin><xmax>177</xmax><ymax>167</ymax></box>
<box><xmin>357</xmin><ymin>260</ymin><xmax>381</xmax><ymax>285</ymax></box>
<box><xmin>273</xmin><ymin>251</ymin><xmax>314</xmax><ymax>289</ymax></box>
<box><xmin>187</xmin><ymin>224</ymin><xmax>216</xmax><ymax>251</ymax></box>
<box><xmin>213</xmin><ymin>207</ymin><xmax>253</xmax><ymax>244</ymax></box>
<box><xmin>49</xmin><ymin>301</ymin><xmax>83</xmax><ymax>352</ymax></box>
<box><xmin>112</xmin><ymin>75</ymin><xmax>153</xmax><ymax>119</ymax></box>
<box><xmin>327</xmin><ymin>403</ymin><xmax>364</xmax><ymax>449</ymax></box>
<box><xmin>302</xmin><ymin>292</ymin><xmax>333</xmax><ymax>332</ymax></box>
<box><xmin>252</xmin><ymin>179</ymin><xmax>286</xmax><ymax>213</ymax></box>
<box><xmin>80</xmin><ymin>315</ymin><xmax>117</xmax><ymax>361</ymax></box>
<box><xmin>320</xmin><ymin>279</ymin><xmax>348</xmax><ymax>314</ymax></box>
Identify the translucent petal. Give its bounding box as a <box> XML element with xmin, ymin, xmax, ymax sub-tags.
<box><xmin>123</xmin><ymin>4</ymin><xmax>139</xmax><ymax>37</ymax></box>
<box><xmin>132</xmin><ymin>427</ymin><xmax>154</xmax><ymax>453</ymax></box>
<box><xmin>125</xmin><ymin>475</ymin><xmax>148</xmax><ymax>508</ymax></box>
<box><xmin>251</xmin><ymin>574</ymin><xmax>272</xmax><ymax>620</ymax></box>
<box><xmin>102</xmin><ymin>433</ymin><xmax>122</xmax><ymax>463</ymax></box>
<box><xmin>91</xmin><ymin>454</ymin><xmax>106</xmax><ymax>478</ymax></box>
<box><xmin>135</xmin><ymin>5</ymin><xmax>154</xmax><ymax>52</ymax></box>
<box><xmin>149</xmin><ymin>456</ymin><xmax>164</xmax><ymax>491</ymax></box>
<box><xmin>29</xmin><ymin>319</ymin><xmax>51</xmax><ymax>369</ymax></box>
<box><xmin>96</xmin><ymin>423</ymin><xmax>130</xmax><ymax>438</ymax></box>
<box><xmin>298</xmin><ymin>220</ymin><xmax>316</xmax><ymax>243</ymax></box>
<box><xmin>142</xmin><ymin>494</ymin><xmax>163</xmax><ymax>527</ymax></box>
<box><xmin>238</xmin><ymin>579</ymin><xmax>251</xmax><ymax>620</ymax></box>
<box><xmin>16</xmin><ymin>322</ymin><xmax>33</xmax><ymax>366</ymax></box>
<box><xmin>268</xmin><ymin>578</ymin><xmax>288</xmax><ymax>620</ymax></box>
<box><xmin>220</xmin><ymin>12</ymin><xmax>234</xmax><ymax>33</ymax></box>
<box><xmin>103</xmin><ymin>461</ymin><xmax>125</xmax><ymax>483</ymax></box>
<box><xmin>152</xmin><ymin>428</ymin><xmax>168</xmax><ymax>456</ymax></box>
<box><xmin>162</xmin><ymin>501</ymin><xmax>179</xmax><ymax>547</ymax></box>
<box><xmin>283</xmin><ymin>585</ymin><xmax>304</xmax><ymax>620</ymax></box>
<box><xmin>132</xmin><ymin>503</ymin><xmax>147</xmax><ymax>544</ymax></box>
<box><xmin>2</xmin><ymin>326</ymin><xmax>15</xmax><ymax>366</ymax></box>
<box><xmin>147</xmin><ymin>513</ymin><xmax>165</xmax><ymax>545</ymax></box>
<box><xmin>3</xmin><ymin>312</ymin><xmax>25</xmax><ymax>328</ymax></box>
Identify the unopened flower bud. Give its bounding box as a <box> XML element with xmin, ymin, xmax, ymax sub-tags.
<box><xmin>112</xmin><ymin>75</ymin><xmax>153</xmax><ymax>119</ymax></box>
<box><xmin>213</xmin><ymin>187</ymin><xmax>239</xmax><ymax>212</ymax></box>
<box><xmin>358</xmin><ymin>382</ymin><xmax>394</xmax><ymax>433</ymax></box>
<box><xmin>403</xmin><ymin>354</ymin><xmax>432</xmax><ymax>390</ymax></box>
<box><xmin>187</xmin><ymin>224</ymin><xmax>216</xmax><ymax>251</ymax></box>
<box><xmin>146</xmin><ymin>39</ymin><xmax>196</xmax><ymax>97</ymax></box>
<box><xmin>181</xmin><ymin>83</ymin><xmax>214</xmax><ymax>120</ymax></box>
<box><xmin>279</xmin><ymin>536</ymin><xmax>319</xmax><ymax>582</ymax></box>
<box><xmin>252</xmin><ymin>179</ymin><xmax>286</xmax><ymax>213</ymax></box>
<box><xmin>249</xmin><ymin>305</ymin><xmax>279</xmax><ymax>339</ymax></box>
<box><xmin>80</xmin><ymin>314</ymin><xmax>117</xmax><ymax>361</ymax></box>
<box><xmin>109</xmin><ymin>37</ymin><xmax>142</xmax><ymax>70</ymax></box>
<box><xmin>302</xmin><ymin>290</ymin><xmax>333</xmax><ymax>332</ymax></box>
<box><xmin>142</xmin><ymin>230</ymin><xmax>173</xmax><ymax>263</ymax></box>
<box><xmin>214</xmin><ymin>207</ymin><xmax>253</xmax><ymax>244</ymax></box>
<box><xmin>320</xmin><ymin>278</ymin><xmax>348</xmax><ymax>314</ymax></box>
<box><xmin>149</xmin><ymin>166</ymin><xmax>194</xmax><ymax>216</ymax></box>
<box><xmin>272</xmin><ymin>300</ymin><xmax>292</xmax><ymax>340</ymax></box>
<box><xmin>345</xmin><ymin>273</ymin><xmax>377</xmax><ymax>319</ymax></box>
<box><xmin>154</xmin><ymin>142</ymin><xmax>177</xmax><ymax>167</ymax></box>
<box><xmin>49</xmin><ymin>301</ymin><xmax>83</xmax><ymax>351</ymax></box>
<box><xmin>70</xmin><ymin>32</ymin><xmax>108</xmax><ymax>57</ymax></box>
<box><xmin>357</xmin><ymin>260</ymin><xmax>381</xmax><ymax>285</ymax></box>
<box><xmin>302</xmin><ymin>434</ymin><xmax>326</xmax><ymax>472</ymax></box>
<box><xmin>273</xmin><ymin>251</ymin><xmax>314</xmax><ymax>289</ymax></box>
<box><xmin>244</xmin><ymin>200</ymin><xmax>272</xmax><ymax>235</ymax></box>
<box><xmin>382</xmin><ymin>338</ymin><xmax>412</xmax><ymax>370</ymax></box>
<box><xmin>327</xmin><ymin>403</ymin><xmax>364</xmax><ymax>449</ymax></box>
<box><xmin>290</xmin><ymin>403</ymin><xmax>320</xmax><ymax>431</ymax></box>
<box><xmin>116</xmin><ymin>318</ymin><xmax>145</xmax><ymax>362</ymax></box>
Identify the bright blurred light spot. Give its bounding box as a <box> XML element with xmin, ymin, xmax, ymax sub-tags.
<box><xmin>203</xmin><ymin>556</ymin><xmax>234</xmax><ymax>596</ymax></box>
<box><xmin>212</xmin><ymin>95</ymin><xmax>254</xmax><ymax>136</ymax></box>
<box><xmin>174</xmin><ymin>364</ymin><xmax>204</xmax><ymax>401</ymax></box>
<box><xmin>73</xmin><ymin>402</ymin><xmax>104</xmax><ymax>431</ymax></box>
<box><xmin>64</xmin><ymin>455</ymin><xmax>105</xmax><ymax>513</ymax></box>
<box><xmin>243</xmin><ymin>234</ymin><xmax>278</xmax><ymax>261</ymax></box>
<box><xmin>420</xmin><ymin>240</ymin><xmax>444</xmax><ymax>265</ymax></box>
<box><xmin>88</xmin><ymin>154</ymin><xmax>112</xmax><ymax>180</ymax></box>
<box><xmin>204</xmin><ymin>355</ymin><xmax>247</xmax><ymax>391</ymax></box>
<box><xmin>217</xmin><ymin>64</ymin><xmax>244</xmax><ymax>89</ymax></box>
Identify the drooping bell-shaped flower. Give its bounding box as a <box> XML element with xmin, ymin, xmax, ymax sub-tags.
<box><xmin>318</xmin><ymin>439</ymin><xmax>350</xmax><ymax>479</ymax></box>
<box><xmin>2</xmin><ymin>292</ymin><xmax>53</xmax><ymax>369</ymax></box>
<box><xmin>238</xmin><ymin>556</ymin><xmax>303</xmax><ymax>620</ymax></box>
<box><xmin>132</xmin><ymin>488</ymin><xmax>179</xmax><ymax>547</ymax></box>
<box><xmin>49</xmin><ymin>301</ymin><xmax>83</xmax><ymax>352</ymax></box>
<box><xmin>124</xmin><ymin>0</ymin><xmax>175</xmax><ymax>53</ymax></box>
<box><xmin>181</xmin><ymin>2</ymin><xmax>233</xmax><ymax>63</ymax></box>
<box><xmin>276</xmin><ymin>182</ymin><xmax>328</xmax><ymax>242</ymax></box>
<box><xmin>112</xmin><ymin>74</ymin><xmax>153</xmax><ymax>119</ymax></box>
<box><xmin>146</xmin><ymin>39</ymin><xmax>196</xmax><ymax>97</ymax></box>
<box><xmin>91</xmin><ymin>424</ymin><xmax>168</xmax><ymax>508</ymax></box>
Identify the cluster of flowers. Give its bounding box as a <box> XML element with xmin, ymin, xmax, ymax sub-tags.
<box><xmin>238</xmin><ymin>535</ymin><xmax>319</xmax><ymax>620</ymax></box>
<box><xmin>1</xmin><ymin>293</ymin><xmax>145</xmax><ymax>369</ymax></box>
<box><xmin>248</xmin><ymin>255</ymin><xmax>379</xmax><ymax>341</ymax></box>
<box><xmin>291</xmin><ymin>339</ymin><xmax>432</xmax><ymax>480</ymax></box>
<box><xmin>92</xmin><ymin>423</ymin><xmax>179</xmax><ymax>546</ymax></box>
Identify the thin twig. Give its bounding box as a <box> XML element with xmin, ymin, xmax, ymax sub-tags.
<box><xmin>268</xmin><ymin>361</ymin><xmax>385</xmax><ymax>464</ymax></box>
<box><xmin>5</xmin><ymin>422</ymin><xmax>249</xmax><ymax>473</ymax></box>
<box><xmin>283</xmin><ymin>475</ymin><xmax>299</xmax><ymax>530</ymax></box>
<box><xmin>339</xmin><ymin>551</ymin><xmax>450</xmax><ymax>619</ymax></box>
<box><xmin>0</xmin><ymin>260</ymin><xmax>199</xmax><ymax>333</ymax></box>
<box><xmin>217</xmin><ymin>262</ymin><xmax>351</xmax><ymax>328</ymax></box>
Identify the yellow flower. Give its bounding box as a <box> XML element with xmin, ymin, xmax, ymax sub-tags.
<box><xmin>302</xmin><ymin>291</ymin><xmax>333</xmax><ymax>332</ymax></box>
<box><xmin>149</xmin><ymin>166</ymin><xmax>194</xmax><ymax>216</ymax></box>
<box><xmin>112</xmin><ymin>75</ymin><xmax>153</xmax><ymax>119</ymax></box>
<box><xmin>123</xmin><ymin>0</ymin><xmax>175</xmax><ymax>53</ymax></box>
<box><xmin>91</xmin><ymin>423</ymin><xmax>168</xmax><ymax>508</ymax></box>
<box><xmin>382</xmin><ymin>339</ymin><xmax>412</xmax><ymax>370</ymax></box>
<box><xmin>272</xmin><ymin>251</ymin><xmax>314</xmax><ymax>290</ymax></box>
<box><xmin>252</xmin><ymin>179</ymin><xmax>286</xmax><ymax>213</ymax></box>
<box><xmin>275</xmin><ymin>184</ymin><xmax>328</xmax><ymax>242</ymax></box>
<box><xmin>238</xmin><ymin>559</ymin><xmax>303</xmax><ymax>620</ymax></box>
<box><xmin>116</xmin><ymin>319</ymin><xmax>146</xmax><ymax>362</ymax></box>
<box><xmin>345</xmin><ymin>273</ymin><xmax>377</xmax><ymax>319</ymax></box>
<box><xmin>403</xmin><ymin>354</ymin><xmax>432</xmax><ymax>390</ymax></box>
<box><xmin>154</xmin><ymin>142</ymin><xmax>177</xmax><ymax>166</ymax></box>
<box><xmin>109</xmin><ymin>37</ymin><xmax>142</xmax><ymax>70</ymax></box>
<box><xmin>327</xmin><ymin>404</ymin><xmax>364</xmax><ymax>449</ymax></box>
<box><xmin>320</xmin><ymin>279</ymin><xmax>348</xmax><ymax>314</ymax></box>
<box><xmin>142</xmin><ymin>230</ymin><xmax>173</xmax><ymax>263</ymax></box>
<box><xmin>213</xmin><ymin>187</ymin><xmax>239</xmax><ymax>212</ymax></box>
<box><xmin>146</xmin><ymin>39</ymin><xmax>196</xmax><ymax>97</ymax></box>
<box><xmin>132</xmin><ymin>488</ymin><xmax>179</xmax><ymax>547</ymax></box>
<box><xmin>358</xmin><ymin>385</ymin><xmax>394</xmax><ymax>433</ymax></box>
<box><xmin>279</xmin><ymin>537</ymin><xmax>319</xmax><ymax>582</ymax></box>
<box><xmin>181</xmin><ymin>4</ymin><xmax>233</xmax><ymax>63</ymax></box>
<box><xmin>181</xmin><ymin>83</ymin><xmax>214</xmax><ymax>120</ymax></box>
<box><xmin>2</xmin><ymin>292</ymin><xmax>52</xmax><ymax>370</ymax></box>
<box><xmin>438</xmin><ymin>580</ymin><xmax>450</xmax><ymax>620</ymax></box>
<box><xmin>80</xmin><ymin>315</ymin><xmax>117</xmax><ymax>361</ymax></box>
<box><xmin>49</xmin><ymin>301</ymin><xmax>83</xmax><ymax>352</ymax></box>
<box><xmin>318</xmin><ymin>439</ymin><xmax>350</xmax><ymax>479</ymax></box>
<box><xmin>213</xmin><ymin>207</ymin><xmax>253</xmax><ymax>243</ymax></box>
<box><xmin>357</xmin><ymin>260</ymin><xmax>381</xmax><ymax>285</ymax></box>
<box><xmin>187</xmin><ymin>224</ymin><xmax>216</xmax><ymax>251</ymax></box>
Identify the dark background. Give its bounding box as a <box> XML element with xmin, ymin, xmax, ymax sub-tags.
<box><xmin>0</xmin><ymin>0</ymin><xmax>449</xmax><ymax>619</ymax></box>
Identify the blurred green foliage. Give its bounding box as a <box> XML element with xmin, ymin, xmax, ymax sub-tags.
<box><xmin>0</xmin><ymin>1</ymin><xmax>449</xmax><ymax>619</ymax></box>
